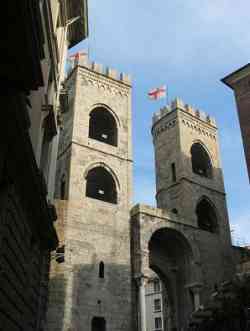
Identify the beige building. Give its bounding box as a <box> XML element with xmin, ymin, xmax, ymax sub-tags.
<box><xmin>29</xmin><ymin>0</ymin><xmax>89</xmax><ymax>199</ymax></box>
<box><xmin>0</xmin><ymin>1</ymin><xmax>88</xmax><ymax>330</ymax></box>
<box><xmin>145</xmin><ymin>275</ymin><xmax>165</xmax><ymax>331</ymax></box>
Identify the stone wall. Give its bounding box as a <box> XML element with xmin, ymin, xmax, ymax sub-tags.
<box><xmin>0</xmin><ymin>184</ymin><xmax>50</xmax><ymax>331</ymax></box>
<box><xmin>48</xmin><ymin>199</ymin><xmax>132</xmax><ymax>331</ymax></box>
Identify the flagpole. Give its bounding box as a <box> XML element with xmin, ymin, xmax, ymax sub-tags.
<box><xmin>166</xmin><ymin>85</ymin><xmax>169</xmax><ymax>107</ymax></box>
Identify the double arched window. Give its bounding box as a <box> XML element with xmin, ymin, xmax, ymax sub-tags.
<box><xmin>196</xmin><ymin>198</ymin><xmax>218</xmax><ymax>233</ymax></box>
<box><xmin>86</xmin><ymin>166</ymin><xmax>117</xmax><ymax>204</ymax></box>
<box><xmin>89</xmin><ymin>107</ymin><xmax>118</xmax><ymax>146</ymax></box>
<box><xmin>191</xmin><ymin>143</ymin><xmax>212</xmax><ymax>178</ymax></box>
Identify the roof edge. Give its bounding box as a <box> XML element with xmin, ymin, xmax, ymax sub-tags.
<box><xmin>221</xmin><ymin>63</ymin><xmax>250</xmax><ymax>89</ymax></box>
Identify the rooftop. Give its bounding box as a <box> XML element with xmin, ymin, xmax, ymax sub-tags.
<box><xmin>221</xmin><ymin>63</ymin><xmax>250</xmax><ymax>89</ymax></box>
<box><xmin>152</xmin><ymin>97</ymin><xmax>216</xmax><ymax>127</ymax></box>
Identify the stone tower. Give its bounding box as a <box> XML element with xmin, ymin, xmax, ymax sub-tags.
<box><xmin>130</xmin><ymin>98</ymin><xmax>234</xmax><ymax>331</ymax></box>
<box><xmin>46</xmin><ymin>55</ymin><xmax>133</xmax><ymax>331</ymax></box>
<box><xmin>152</xmin><ymin>98</ymin><xmax>231</xmax><ymax>241</ymax></box>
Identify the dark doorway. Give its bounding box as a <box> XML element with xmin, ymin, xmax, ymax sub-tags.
<box><xmin>92</xmin><ymin>317</ymin><xmax>106</xmax><ymax>331</ymax></box>
<box><xmin>149</xmin><ymin>228</ymin><xmax>194</xmax><ymax>330</ymax></box>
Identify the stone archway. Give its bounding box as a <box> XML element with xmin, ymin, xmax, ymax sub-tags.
<box><xmin>131</xmin><ymin>206</ymin><xmax>203</xmax><ymax>331</ymax></box>
<box><xmin>148</xmin><ymin>228</ymin><xmax>195</xmax><ymax>330</ymax></box>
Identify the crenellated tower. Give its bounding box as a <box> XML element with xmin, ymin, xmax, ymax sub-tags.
<box><xmin>130</xmin><ymin>98</ymin><xmax>235</xmax><ymax>331</ymax></box>
<box><xmin>152</xmin><ymin>98</ymin><xmax>231</xmax><ymax>241</ymax></box>
<box><xmin>46</xmin><ymin>54</ymin><xmax>133</xmax><ymax>331</ymax></box>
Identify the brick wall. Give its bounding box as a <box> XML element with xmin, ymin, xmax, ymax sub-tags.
<box><xmin>0</xmin><ymin>185</ymin><xmax>49</xmax><ymax>331</ymax></box>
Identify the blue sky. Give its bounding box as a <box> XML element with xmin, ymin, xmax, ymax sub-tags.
<box><xmin>70</xmin><ymin>0</ymin><xmax>250</xmax><ymax>244</ymax></box>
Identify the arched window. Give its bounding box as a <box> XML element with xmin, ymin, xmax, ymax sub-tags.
<box><xmin>86</xmin><ymin>167</ymin><xmax>117</xmax><ymax>204</ymax></box>
<box><xmin>92</xmin><ymin>317</ymin><xmax>106</xmax><ymax>331</ymax></box>
<box><xmin>99</xmin><ymin>261</ymin><xmax>104</xmax><ymax>278</ymax></box>
<box><xmin>89</xmin><ymin>107</ymin><xmax>118</xmax><ymax>146</ymax></box>
<box><xmin>191</xmin><ymin>143</ymin><xmax>212</xmax><ymax>178</ymax></box>
<box><xmin>196</xmin><ymin>198</ymin><xmax>218</xmax><ymax>233</ymax></box>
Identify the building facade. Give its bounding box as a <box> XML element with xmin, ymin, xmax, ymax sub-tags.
<box><xmin>145</xmin><ymin>275</ymin><xmax>165</xmax><ymax>331</ymax></box>
<box><xmin>222</xmin><ymin>64</ymin><xmax>250</xmax><ymax>182</ymax></box>
<box><xmin>131</xmin><ymin>99</ymin><xmax>235</xmax><ymax>331</ymax></box>
<box><xmin>46</xmin><ymin>56</ymin><xmax>133</xmax><ymax>331</ymax></box>
<box><xmin>0</xmin><ymin>1</ymin><xmax>88</xmax><ymax>330</ymax></box>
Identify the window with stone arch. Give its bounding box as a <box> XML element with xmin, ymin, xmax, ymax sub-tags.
<box><xmin>85</xmin><ymin>166</ymin><xmax>118</xmax><ymax>204</ymax></box>
<box><xmin>196</xmin><ymin>198</ymin><xmax>218</xmax><ymax>233</ymax></box>
<box><xmin>191</xmin><ymin>143</ymin><xmax>212</xmax><ymax>178</ymax></box>
<box><xmin>89</xmin><ymin>106</ymin><xmax>118</xmax><ymax>146</ymax></box>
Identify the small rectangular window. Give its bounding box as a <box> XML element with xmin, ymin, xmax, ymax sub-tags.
<box><xmin>171</xmin><ymin>163</ymin><xmax>176</xmax><ymax>182</ymax></box>
<box><xmin>153</xmin><ymin>279</ymin><xmax>160</xmax><ymax>293</ymax></box>
<box><xmin>155</xmin><ymin>317</ymin><xmax>162</xmax><ymax>330</ymax></box>
<box><xmin>154</xmin><ymin>298</ymin><xmax>161</xmax><ymax>312</ymax></box>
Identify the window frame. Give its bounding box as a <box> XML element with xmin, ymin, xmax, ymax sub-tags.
<box><xmin>153</xmin><ymin>279</ymin><xmax>161</xmax><ymax>293</ymax></box>
<box><xmin>154</xmin><ymin>298</ymin><xmax>161</xmax><ymax>312</ymax></box>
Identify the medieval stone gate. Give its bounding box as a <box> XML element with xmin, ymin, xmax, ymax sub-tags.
<box><xmin>131</xmin><ymin>205</ymin><xmax>204</xmax><ymax>330</ymax></box>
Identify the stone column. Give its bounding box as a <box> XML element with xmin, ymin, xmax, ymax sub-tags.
<box><xmin>188</xmin><ymin>283</ymin><xmax>203</xmax><ymax>310</ymax></box>
<box><xmin>136</xmin><ymin>275</ymin><xmax>147</xmax><ymax>331</ymax></box>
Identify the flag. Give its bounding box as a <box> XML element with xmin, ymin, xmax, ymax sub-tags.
<box><xmin>68</xmin><ymin>51</ymin><xmax>86</xmax><ymax>61</ymax></box>
<box><xmin>67</xmin><ymin>51</ymin><xmax>87</xmax><ymax>67</ymax></box>
<box><xmin>148</xmin><ymin>85</ymin><xmax>167</xmax><ymax>100</ymax></box>
<box><xmin>66</xmin><ymin>51</ymin><xmax>87</xmax><ymax>74</ymax></box>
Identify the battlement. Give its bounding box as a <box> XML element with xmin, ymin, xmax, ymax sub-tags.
<box><xmin>152</xmin><ymin>97</ymin><xmax>216</xmax><ymax>127</ymax></box>
<box><xmin>72</xmin><ymin>53</ymin><xmax>132</xmax><ymax>85</ymax></box>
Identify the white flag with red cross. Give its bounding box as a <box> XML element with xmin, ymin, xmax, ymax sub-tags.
<box><xmin>68</xmin><ymin>51</ymin><xmax>86</xmax><ymax>61</ymax></box>
<box><xmin>148</xmin><ymin>85</ymin><xmax>167</xmax><ymax>100</ymax></box>
<box><xmin>66</xmin><ymin>51</ymin><xmax>87</xmax><ymax>74</ymax></box>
